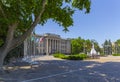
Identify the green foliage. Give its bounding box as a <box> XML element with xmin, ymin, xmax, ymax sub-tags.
<box><xmin>67</xmin><ymin>54</ymin><xmax>87</xmax><ymax>60</ymax></box>
<box><xmin>53</xmin><ymin>53</ymin><xmax>66</xmax><ymax>59</ymax></box>
<box><xmin>71</xmin><ymin>37</ymin><xmax>101</xmax><ymax>54</ymax></box>
<box><xmin>114</xmin><ymin>39</ymin><xmax>120</xmax><ymax>54</ymax></box>
<box><xmin>72</xmin><ymin>0</ymin><xmax>91</xmax><ymax>13</ymax></box>
<box><xmin>103</xmin><ymin>40</ymin><xmax>112</xmax><ymax>55</ymax></box>
<box><xmin>91</xmin><ymin>39</ymin><xmax>102</xmax><ymax>53</ymax></box>
<box><xmin>53</xmin><ymin>53</ymin><xmax>87</xmax><ymax>60</ymax></box>
<box><xmin>116</xmin><ymin>39</ymin><xmax>120</xmax><ymax>46</ymax></box>
<box><xmin>0</xmin><ymin>39</ymin><xmax>4</xmax><ymax>46</ymax></box>
<box><xmin>0</xmin><ymin>0</ymin><xmax>91</xmax><ymax>46</ymax></box>
<box><xmin>0</xmin><ymin>0</ymin><xmax>91</xmax><ymax>65</ymax></box>
<box><xmin>112</xmin><ymin>54</ymin><xmax>120</xmax><ymax>56</ymax></box>
<box><xmin>71</xmin><ymin>37</ymin><xmax>85</xmax><ymax>54</ymax></box>
<box><xmin>100</xmin><ymin>54</ymin><xmax>105</xmax><ymax>56</ymax></box>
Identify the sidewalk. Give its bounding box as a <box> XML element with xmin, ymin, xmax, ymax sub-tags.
<box><xmin>84</xmin><ymin>55</ymin><xmax>120</xmax><ymax>63</ymax></box>
<box><xmin>34</xmin><ymin>55</ymin><xmax>63</xmax><ymax>61</ymax></box>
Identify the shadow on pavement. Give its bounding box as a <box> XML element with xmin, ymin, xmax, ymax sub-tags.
<box><xmin>0</xmin><ymin>59</ymin><xmax>120</xmax><ymax>82</ymax></box>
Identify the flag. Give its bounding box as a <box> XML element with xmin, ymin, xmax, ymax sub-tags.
<box><xmin>32</xmin><ymin>28</ymin><xmax>35</xmax><ymax>35</ymax></box>
<box><xmin>39</xmin><ymin>37</ymin><xmax>44</xmax><ymax>43</ymax></box>
<box><xmin>36</xmin><ymin>38</ymin><xmax>39</xmax><ymax>42</ymax></box>
<box><xmin>31</xmin><ymin>36</ymin><xmax>35</xmax><ymax>41</ymax></box>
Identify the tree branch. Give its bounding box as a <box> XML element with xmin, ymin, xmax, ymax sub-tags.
<box><xmin>0</xmin><ymin>5</ymin><xmax>7</xmax><ymax>19</ymax></box>
<box><xmin>10</xmin><ymin>0</ymin><xmax>47</xmax><ymax>51</ymax></box>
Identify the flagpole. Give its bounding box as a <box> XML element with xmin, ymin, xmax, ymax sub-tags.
<box><xmin>33</xmin><ymin>28</ymin><xmax>36</xmax><ymax>64</ymax></box>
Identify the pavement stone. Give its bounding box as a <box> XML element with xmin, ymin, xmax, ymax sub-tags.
<box><xmin>1</xmin><ymin>56</ymin><xmax>120</xmax><ymax>82</ymax></box>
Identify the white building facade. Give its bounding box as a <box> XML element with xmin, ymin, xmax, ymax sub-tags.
<box><xmin>24</xmin><ymin>33</ymin><xmax>71</xmax><ymax>56</ymax></box>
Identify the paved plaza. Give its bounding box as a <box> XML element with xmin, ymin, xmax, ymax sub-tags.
<box><xmin>1</xmin><ymin>56</ymin><xmax>120</xmax><ymax>82</ymax></box>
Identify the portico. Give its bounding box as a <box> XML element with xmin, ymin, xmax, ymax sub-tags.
<box><xmin>24</xmin><ymin>33</ymin><xmax>71</xmax><ymax>57</ymax></box>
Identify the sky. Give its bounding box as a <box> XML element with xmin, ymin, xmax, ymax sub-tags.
<box><xmin>35</xmin><ymin>0</ymin><xmax>120</xmax><ymax>46</ymax></box>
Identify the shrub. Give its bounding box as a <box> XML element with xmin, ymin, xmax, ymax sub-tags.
<box><xmin>67</xmin><ymin>55</ymin><xmax>82</xmax><ymax>60</ymax></box>
<box><xmin>53</xmin><ymin>53</ymin><xmax>87</xmax><ymax>60</ymax></box>
<box><xmin>100</xmin><ymin>54</ymin><xmax>105</xmax><ymax>56</ymax></box>
<box><xmin>67</xmin><ymin>54</ymin><xmax>87</xmax><ymax>60</ymax></box>
<box><xmin>112</xmin><ymin>54</ymin><xmax>120</xmax><ymax>56</ymax></box>
<box><xmin>53</xmin><ymin>53</ymin><xmax>66</xmax><ymax>59</ymax></box>
<box><xmin>79</xmin><ymin>54</ymin><xmax>87</xmax><ymax>58</ymax></box>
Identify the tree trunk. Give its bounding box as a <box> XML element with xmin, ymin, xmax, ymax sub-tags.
<box><xmin>0</xmin><ymin>54</ymin><xmax>5</xmax><ymax>71</ymax></box>
<box><xmin>0</xmin><ymin>22</ymin><xmax>17</xmax><ymax>73</ymax></box>
<box><xmin>0</xmin><ymin>0</ymin><xmax>47</xmax><ymax>73</ymax></box>
<box><xmin>0</xmin><ymin>48</ymin><xmax>8</xmax><ymax>73</ymax></box>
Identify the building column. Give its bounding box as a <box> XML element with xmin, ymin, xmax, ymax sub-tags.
<box><xmin>56</xmin><ymin>40</ymin><xmax>57</xmax><ymax>52</ymax></box>
<box><xmin>24</xmin><ymin>39</ymin><xmax>27</xmax><ymax>58</ymax></box>
<box><xmin>49</xmin><ymin>39</ymin><xmax>51</xmax><ymax>54</ymax></box>
<box><xmin>51</xmin><ymin>39</ymin><xmax>52</xmax><ymax>54</ymax></box>
<box><xmin>57</xmin><ymin>40</ymin><xmax>59</xmax><ymax>52</ymax></box>
<box><xmin>46</xmin><ymin>38</ymin><xmax>49</xmax><ymax>55</ymax></box>
<box><xmin>55</xmin><ymin>39</ymin><xmax>56</xmax><ymax>52</ymax></box>
<box><xmin>56</xmin><ymin>40</ymin><xmax>58</xmax><ymax>52</ymax></box>
<box><xmin>38</xmin><ymin>39</ymin><xmax>40</xmax><ymax>55</ymax></box>
<box><xmin>52</xmin><ymin>39</ymin><xmax>55</xmax><ymax>53</ymax></box>
<box><xmin>58</xmin><ymin>40</ymin><xmax>60</xmax><ymax>52</ymax></box>
<box><xmin>41</xmin><ymin>40</ymin><xmax>44</xmax><ymax>55</ymax></box>
<box><xmin>59</xmin><ymin>40</ymin><xmax>62</xmax><ymax>53</ymax></box>
<box><xmin>53</xmin><ymin>39</ymin><xmax>55</xmax><ymax>53</ymax></box>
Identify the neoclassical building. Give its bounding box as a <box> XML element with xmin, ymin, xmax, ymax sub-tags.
<box><xmin>24</xmin><ymin>33</ymin><xmax>71</xmax><ymax>56</ymax></box>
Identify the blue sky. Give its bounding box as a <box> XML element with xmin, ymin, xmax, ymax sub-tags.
<box><xmin>35</xmin><ymin>0</ymin><xmax>120</xmax><ymax>46</ymax></box>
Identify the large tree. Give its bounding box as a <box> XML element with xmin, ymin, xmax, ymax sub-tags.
<box><xmin>71</xmin><ymin>37</ymin><xmax>85</xmax><ymax>54</ymax></box>
<box><xmin>114</xmin><ymin>39</ymin><xmax>120</xmax><ymax>54</ymax></box>
<box><xmin>103</xmin><ymin>40</ymin><xmax>112</xmax><ymax>55</ymax></box>
<box><xmin>0</xmin><ymin>0</ymin><xmax>91</xmax><ymax>71</ymax></box>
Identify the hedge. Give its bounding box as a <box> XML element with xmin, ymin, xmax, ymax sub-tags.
<box><xmin>53</xmin><ymin>53</ymin><xmax>87</xmax><ymax>60</ymax></box>
<box><xmin>112</xmin><ymin>54</ymin><xmax>120</xmax><ymax>56</ymax></box>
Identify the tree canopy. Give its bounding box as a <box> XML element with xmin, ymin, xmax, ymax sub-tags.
<box><xmin>0</xmin><ymin>0</ymin><xmax>91</xmax><ymax>70</ymax></box>
<box><xmin>0</xmin><ymin>0</ymin><xmax>91</xmax><ymax>46</ymax></box>
<box><xmin>103</xmin><ymin>40</ymin><xmax>112</xmax><ymax>55</ymax></box>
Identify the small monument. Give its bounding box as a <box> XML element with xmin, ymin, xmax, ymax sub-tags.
<box><xmin>87</xmin><ymin>43</ymin><xmax>100</xmax><ymax>58</ymax></box>
<box><xmin>90</xmin><ymin>43</ymin><xmax>97</xmax><ymax>55</ymax></box>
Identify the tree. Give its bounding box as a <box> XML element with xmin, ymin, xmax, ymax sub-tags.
<box><xmin>103</xmin><ymin>40</ymin><xmax>112</xmax><ymax>55</ymax></box>
<box><xmin>114</xmin><ymin>39</ymin><xmax>120</xmax><ymax>54</ymax></box>
<box><xmin>85</xmin><ymin>39</ymin><xmax>92</xmax><ymax>53</ymax></box>
<box><xmin>91</xmin><ymin>39</ymin><xmax>101</xmax><ymax>53</ymax></box>
<box><xmin>71</xmin><ymin>37</ymin><xmax>84</xmax><ymax>54</ymax></box>
<box><xmin>0</xmin><ymin>0</ymin><xmax>91</xmax><ymax>71</ymax></box>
